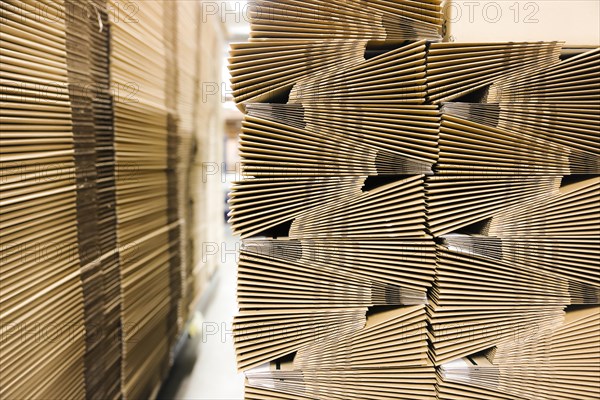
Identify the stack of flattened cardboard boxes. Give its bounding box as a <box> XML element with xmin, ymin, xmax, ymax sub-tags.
<box><xmin>1</xmin><ymin>1</ymin><xmax>225</xmax><ymax>398</ymax></box>
<box><xmin>1</xmin><ymin>1</ymin><xmax>87</xmax><ymax>397</ymax></box>
<box><xmin>228</xmin><ymin>1</ymin><xmax>600</xmax><ymax>399</ymax></box>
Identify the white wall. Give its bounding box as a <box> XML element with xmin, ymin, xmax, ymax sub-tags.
<box><xmin>447</xmin><ymin>1</ymin><xmax>600</xmax><ymax>45</ymax></box>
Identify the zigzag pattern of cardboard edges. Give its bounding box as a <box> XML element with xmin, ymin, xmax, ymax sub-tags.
<box><xmin>485</xmin><ymin>47</ymin><xmax>600</xmax><ymax>103</ymax></box>
<box><xmin>243</xmin><ymin>306</ymin><xmax>435</xmax><ymax>399</ymax></box>
<box><xmin>441</xmin><ymin>103</ymin><xmax>600</xmax><ymax>162</ymax></box>
<box><xmin>241</xmin><ymin>238</ymin><xmax>435</xmax><ymax>304</ymax></box>
<box><xmin>443</xmin><ymin>47</ymin><xmax>600</xmax><ymax>161</ymax></box>
<box><xmin>288</xmin><ymin>40</ymin><xmax>429</xmax><ymax>104</ymax></box>
<box><xmin>240</xmin><ymin>107</ymin><xmax>439</xmax><ymax>175</ymax></box>
<box><xmin>434</xmin><ymin>245</ymin><xmax>582</xmax><ymax>306</ymax></box>
<box><xmin>245</xmin><ymin>104</ymin><xmax>440</xmax><ymax>169</ymax></box>
<box><xmin>443</xmin><ymin>236</ymin><xmax>600</xmax><ymax>305</ymax></box>
<box><xmin>427</xmin><ymin>244</ymin><xmax>572</xmax><ymax>365</ymax></box>
<box><xmin>427</xmin><ymin>305</ymin><xmax>566</xmax><ymax>366</ymax></box>
<box><xmin>426</xmin><ymin>41</ymin><xmax>563</xmax><ymax>103</ymax></box>
<box><xmin>438</xmin><ymin>306</ymin><xmax>600</xmax><ymax>400</ymax></box>
<box><xmin>443</xmin><ymin>176</ymin><xmax>600</xmax><ymax>301</ymax></box>
<box><xmin>437</xmin><ymin>114</ymin><xmax>598</xmax><ymax>175</ymax></box>
<box><xmin>238</xmin><ymin>251</ymin><xmax>415</xmax><ymax>308</ymax></box>
<box><xmin>487</xmin><ymin>176</ymin><xmax>600</xmax><ymax>237</ymax></box>
<box><xmin>293</xmin><ymin>305</ymin><xmax>430</xmax><ymax>369</ymax></box>
<box><xmin>248</xmin><ymin>0</ymin><xmax>443</xmax><ymax>41</ymax></box>
<box><xmin>228</xmin><ymin>175</ymin><xmax>366</xmax><ymax>238</ymax></box>
<box><xmin>233</xmin><ymin>308</ymin><xmax>367</xmax><ymax>372</ymax></box>
<box><xmin>229</xmin><ymin>40</ymin><xmax>368</xmax><ymax>104</ymax></box>
<box><xmin>238</xmin><ymin>240</ymin><xmax>434</xmax><ymax>307</ymax></box>
<box><xmin>245</xmin><ymin>366</ymin><xmax>437</xmax><ymax>400</ymax></box>
<box><xmin>239</xmin><ymin>115</ymin><xmax>429</xmax><ymax>176</ymax></box>
<box><xmin>424</xmin><ymin>175</ymin><xmax>562</xmax><ymax>237</ymax></box>
<box><xmin>230</xmin><ymin>4</ymin><xmax>600</xmax><ymax>398</ymax></box>
<box><xmin>289</xmin><ymin>175</ymin><xmax>429</xmax><ymax>238</ymax></box>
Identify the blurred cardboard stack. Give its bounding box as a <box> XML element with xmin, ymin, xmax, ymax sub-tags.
<box><xmin>229</xmin><ymin>1</ymin><xmax>600</xmax><ymax>399</ymax></box>
<box><xmin>1</xmin><ymin>1</ymin><xmax>87</xmax><ymax>398</ymax></box>
<box><xmin>190</xmin><ymin>0</ymin><xmax>227</xmax><ymax>306</ymax></box>
<box><xmin>1</xmin><ymin>0</ymin><xmax>225</xmax><ymax>398</ymax></box>
<box><xmin>109</xmin><ymin>1</ymin><xmax>174</xmax><ymax>397</ymax></box>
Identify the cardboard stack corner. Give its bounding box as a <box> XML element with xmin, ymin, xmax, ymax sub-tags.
<box><xmin>228</xmin><ymin>1</ymin><xmax>600</xmax><ymax>399</ymax></box>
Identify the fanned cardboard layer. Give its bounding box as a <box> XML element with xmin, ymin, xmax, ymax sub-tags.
<box><xmin>443</xmin><ymin>48</ymin><xmax>600</xmax><ymax>164</ymax></box>
<box><xmin>248</xmin><ymin>0</ymin><xmax>442</xmax><ymax>41</ymax></box>
<box><xmin>443</xmin><ymin>177</ymin><xmax>600</xmax><ymax>303</ymax></box>
<box><xmin>240</xmin><ymin>110</ymin><xmax>438</xmax><ymax>175</ymax></box>
<box><xmin>228</xmin><ymin>176</ymin><xmax>366</xmax><ymax>238</ymax></box>
<box><xmin>438</xmin><ymin>307</ymin><xmax>600</xmax><ymax>400</ymax></box>
<box><xmin>289</xmin><ymin>40</ymin><xmax>429</xmax><ymax>105</ymax></box>
<box><xmin>293</xmin><ymin>305</ymin><xmax>430</xmax><ymax>369</ymax></box>
<box><xmin>247</xmin><ymin>103</ymin><xmax>440</xmax><ymax>172</ymax></box>
<box><xmin>427</xmin><ymin>245</ymin><xmax>569</xmax><ymax>365</ymax></box>
<box><xmin>246</xmin><ymin>366</ymin><xmax>437</xmax><ymax>400</ymax></box>
<box><xmin>290</xmin><ymin>175</ymin><xmax>429</xmax><ymax>238</ymax></box>
<box><xmin>426</xmin><ymin>42</ymin><xmax>563</xmax><ymax>103</ymax></box>
<box><xmin>245</xmin><ymin>308</ymin><xmax>437</xmax><ymax>399</ymax></box>
<box><xmin>438</xmin><ymin>115</ymin><xmax>597</xmax><ymax>175</ymax></box>
<box><xmin>229</xmin><ymin>40</ymin><xmax>367</xmax><ymax>104</ymax></box>
<box><xmin>239</xmin><ymin>241</ymin><xmax>433</xmax><ymax>307</ymax></box>
<box><xmin>234</xmin><ymin>308</ymin><xmax>367</xmax><ymax>371</ymax></box>
<box><xmin>425</xmin><ymin>175</ymin><xmax>561</xmax><ymax>236</ymax></box>
<box><xmin>242</xmin><ymin>238</ymin><xmax>435</xmax><ymax>303</ymax></box>
<box><xmin>486</xmin><ymin>48</ymin><xmax>600</xmax><ymax>103</ymax></box>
